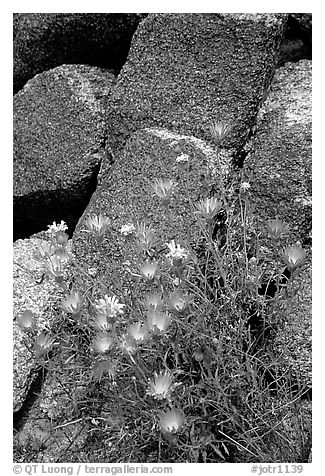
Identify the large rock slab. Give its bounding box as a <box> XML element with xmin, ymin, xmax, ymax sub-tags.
<box><xmin>106</xmin><ymin>13</ymin><xmax>286</xmax><ymax>167</ymax></box>
<box><xmin>13</xmin><ymin>238</ymin><xmax>63</xmax><ymax>412</ymax></box>
<box><xmin>243</xmin><ymin>60</ymin><xmax>312</xmax><ymax>388</ymax></box>
<box><xmin>13</xmin><ymin>13</ymin><xmax>146</xmax><ymax>93</ymax></box>
<box><xmin>14</xmin><ymin>64</ymin><xmax>116</xmax><ymax>240</ymax></box>
<box><xmin>243</xmin><ymin>60</ymin><xmax>312</xmax><ymax>245</ymax></box>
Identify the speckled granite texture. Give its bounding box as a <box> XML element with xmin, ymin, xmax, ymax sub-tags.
<box><xmin>13</xmin><ymin>64</ymin><xmax>116</xmax><ymax>238</ymax></box>
<box><xmin>105</xmin><ymin>13</ymin><xmax>286</xmax><ymax>171</ymax></box>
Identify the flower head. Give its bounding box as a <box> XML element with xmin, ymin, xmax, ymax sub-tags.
<box><xmin>143</xmin><ymin>293</ymin><xmax>164</xmax><ymax>310</ymax></box>
<box><xmin>93</xmin><ymin>312</ymin><xmax>114</xmax><ymax>332</ymax></box>
<box><xmin>151</xmin><ymin>179</ymin><xmax>177</xmax><ymax>204</ymax></box>
<box><xmin>84</xmin><ymin>214</ymin><xmax>110</xmax><ymax>244</ymax></box>
<box><xmin>267</xmin><ymin>218</ymin><xmax>290</xmax><ymax>240</ymax></box>
<box><xmin>195</xmin><ymin>197</ymin><xmax>222</xmax><ymax>224</ymax></box>
<box><xmin>127</xmin><ymin>322</ymin><xmax>149</xmax><ymax>342</ymax></box>
<box><xmin>16</xmin><ymin>310</ymin><xmax>36</xmax><ymax>333</ymax></box>
<box><xmin>168</xmin><ymin>290</ymin><xmax>191</xmax><ymax>313</ymax></box>
<box><xmin>34</xmin><ymin>240</ymin><xmax>55</xmax><ymax>262</ymax></box>
<box><xmin>94</xmin><ymin>295</ymin><xmax>125</xmax><ymax>318</ymax></box>
<box><xmin>139</xmin><ymin>260</ymin><xmax>160</xmax><ymax>282</ymax></box>
<box><xmin>147</xmin><ymin>370</ymin><xmax>177</xmax><ymax>401</ymax></box>
<box><xmin>34</xmin><ymin>332</ymin><xmax>56</xmax><ymax>358</ymax></box>
<box><xmin>120</xmin><ymin>223</ymin><xmax>136</xmax><ymax>236</ymax></box>
<box><xmin>166</xmin><ymin>240</ymin><xmax>188</xmax><ymax>268</ymax></box>
<box><xmin>209</xmin><ymin>120</ymin><xmax>231</xmax><ymax>145</ymax></box>
<box><xmin>43</xmin><ymin>254</ymin><xmax>66</xmax><ymax>278</ymax></box>
<box><xmin>46</xmin><ymin>220</ymin><xmax>68</xmax><ymax>235</ymax></box>
<box><xmin>54</xmin><ymin>230</ymin><xmax>69</xmax><ymax>246</ymax></box>
<box><xmin>91</xmin><ymin>359</ymin><xmax>117</xmax><ymax>383</ymax></box>
<box><xmin>92</xmin><ymin>333</ymin><xmax>115</xmax><ymax>354</ymax></box>
<box><xmin>60</xmin><ymin>291</ymin><xmax>83</xmax><ymax>315</ymax></box>
<box><xmin>159</xmin><ymin>407</ymin><xmax>185</xmax><ymax>433</ymax></box>
<box><xmin>281</xmin><ymin>243</ymin><xmax>307</xmax><ymax>271</ymax></box>
<box><xmin>135</xmin><ymin>223</ymin><xmax>158</xmax><ymax>255</ymax></box>
<box><xmin>240</xmin><ymin>182</ymin><xmax>251</xmax><ymax>192</ymax></box>
<box><xmin>147</xmin><ymin>309</ymin><xmax>171</xmax><ymax>334</ymax></box>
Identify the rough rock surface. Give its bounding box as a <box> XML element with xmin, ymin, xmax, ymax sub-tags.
<box><xmin>244</xmin><ymin>60</ymin><xmax>312</xmax><ymax>245</ymax></box>
<box><xmin>13</xmin><ymin>13</ymin><xmax>147</xmax><ymax>93</ymax></box>
<box><xmin>243</xmin><ymin>60</ymin><xmax>312</xmax><ymax>388</ymax></box>
<box><xmin>14</xmin><ymin>64</ymin><xmax>116</xmax><ymax>240</ymax></box>
<box><xmin>13</xmin><ymin>238</ymin><xmax>63</xmax><ymax>412</ymax></box>
<box><xmin>105</xmin><ymin>13</ymin><xmax>286</xmax><ymax>174</ymax></box>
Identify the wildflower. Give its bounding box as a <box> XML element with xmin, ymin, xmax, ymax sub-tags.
<box><xmin>151</xmin><ymin>179</ymin><xmax>177</xmax><ymax>204</ymax></box>
<box><xmin>135</xmin><ymin>223</ymin><xmax>158</xmax><ymax>254</ymax></box>
<box><xmin>168</xmin><ymin>290</ymin><xmax>191</xmax><ymax>313</ymax></box>
<box><xmin>94</xmin><ymin>295</ymin><xmax>125</xmax><ymax>318</ymax></box>
<box><xmin>46</xmin><ymin>220</ymin><xmax>68</xmax><ymax>235</ymax></box>
<box><xmin>267</xmin><ymin>218</ymin><xmax>290</xmax><ymax>240</ymax></box>
<box><xmin>240</xmin><ymin>182</ymin><xmax>251</xmax><ymax>192</ymax></box>
<box><xmin>54</xmin><ymin>230</ymin><xmax>69</xmax><ymax>246</ymax></box>
<box><xmin>84</xmin><ymin>214</ymin><xmax>110</xmax><ymax>244</ymax></box>
<box><xmin>92</xmin><ymin>333</ymin><xmax>115</xmax><ymax>354</ymax></box>
<box><xmin>176</xmin><ymin>154</ymin><xmax>190</xmax><ymax>171</ymax></box>
<box><xmin>159</xmin><ymin>407</ymin><xmax>185</xmax><ymax>434</ymax></box>
<box><xmin>91</xmin><ymin>359</ymin><xmax>117</xmax><ymax>382</ymax></box>
<box><xmin>209</xmin><ymin>120</ymin><xmax>231</xmax><ymax>145</ymax></box>
<box><xmin>143</xmin><ymin>293</ymin><xmax>164</xmax><ymax>310</ymax></box>
<box><xmin>43</xmin><ymin>254</ymin><xmax>65</xmax><ymax>279</ymax></box>
<box><xmin>147</xmin><ymin>309</ymin><xmax>171</xmax><ymax>334</ymax></box>
<box><xmin>60</xmin><ymin>290</ymin><xmax>83</xmax><ymax>315</ymax></box>
<box><xmin>120</xmin><ymin>223</ymin><xmax>136</xmax><ymax>236</ymax></box>
<box><xmin>166</xmin><ymin>240</ymin><xmax>188</xmax><ymax>268</ymax></box>
<box><xmin>34</xmin><ymin>240</ymin><xmax>55</xmax><ymax>262</ymax></box>
<box><xmin>127</xmin><ymin>322</ymin><xmax>149</xmax><ymax>342</ymax></box>
<box><xmin>54</xmin><ymin>247</ymin><xmax>72</xmax><ymax>262</ymax></box>
<box><xmin>147</xmin><ymin>370</ymin><xmax>177</xmax><ymax>401</ymax></box>
<box><xmin>195</xmin><ymin>197</ymin><xmax>222</xmax><ymax>224</ymax></box>
<box><xmin>139</xmin><ymin>260</ymin><xmax>160</xmax><ymax>282</ymax></box>
<box><xmin>34</xmin><ymin>332</ymin><xmax>56</xmax><ymax>358</ymax></box>
<box><xmin>16</xmin><ymin>310</ymin><xmax>36</xmax><ymax>333</ymax></box>
<box><xmin>119</xmin><ymin>335</ymin><xmax>137</xmax><ymax>354</ymax></box>
<box><xmin>281</xmin><ymin>243</ymin><xmax>307</xmax><ymax>271</ymax></box>
<box><xmin>93</xmin><ymin>312</ymin><xmax>114</xmax><ymax>332</ymax></box>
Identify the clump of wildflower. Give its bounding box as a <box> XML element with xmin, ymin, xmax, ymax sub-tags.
<box><xmin>91</xmin><ymin>359</ymin><xmax>117</xmax><ymax>383</ymax></box>
<box><xmin>92</xmin><ymin>333</ymin><xmax>115</xmax><ymax>354</ymax></box>
<box><xmin>147</xmin><ymin>370</ymin><xmax>178</xmax><ymax>401</ymax></box>
<box><xmin>60</xmin><ymin>290</ymin><xmax>83</xmax><ymax>315</ymax></box>
<box><xmin>34</xmin><ymin>332</ymin><xmax>56</xmax><ymax>358</ymax></box>
<box><xmin>147</xmin><ymin>309</ymin><xmax>171</xmax><ymax>334</ymax></box>
<box><xmin>139</xmin><ymin>260</ymin><xmax>160</xmax><ymax>282</ymax></box>
<box><xmin>166</xmin><ymin>240</ymin><xmax>188</xmax><ymax>268</ymax></box>
<box><xmin>16</xmin><ymin>310</ymin><xmax>36</xmax><ymax>333</ymax></box>
<box><xmin>135</xmin><ymin>223</ymin><xmax>158</xmax><ymax>255</ymax></box>
<box><xmin>120</xmin><ymin>223</ymin><xmax>136</xmax><ymax>236</ymax></box>
<box><xmin>151</xmin><ymin>179</ymin><xmax>177</xmax><ymax>204</ymax></box>
<box><xmin>159</xmin><ymin>407</ymin><xmax>185</xmax><ymax>434</ymax></box>
<box><xmin>209</xmin><ymin>120</ymin><xmax>231</xmax><ymax>145</ymax></box>
<box><xmin>94</xmin><ymin>295</ymin><xmax>125</xmax><ymax>318</ymax></box>
<box><xmin>176</xmin><ymin>154</ymin><xmax>190</xmax><ymax>171</ymax></box>
<box><xmin>127</xmin><ymin>322</ymin><xmax>149</xmax><ymax>342</ymax></box>
<box><xmin>267</xmin><ymin>218</ymin><xmax>290</xmax><ymax>240</ymax></box>
<box><xmin>281</xmin><ymin>243</ymin><xmax>307</xmax><ymax>271</ymax></box>
<box><xmin>168</xmin><ymin>290</ymin><xmax>191</xmax><ymax>313</ymax></box>
<box><xmin>195</xmin><ymin>197</ymin><xmax>222</xmax><ymax>224</ymax></box>
<box><xmin>143</xmin><ymin>293</ymin><xmax>164</xmax><ymax>310</ymax></box>
<box><xmin>84</xmin><ymin>214</ymin><xmax>110</xmax><ymax>244</ymax></box>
